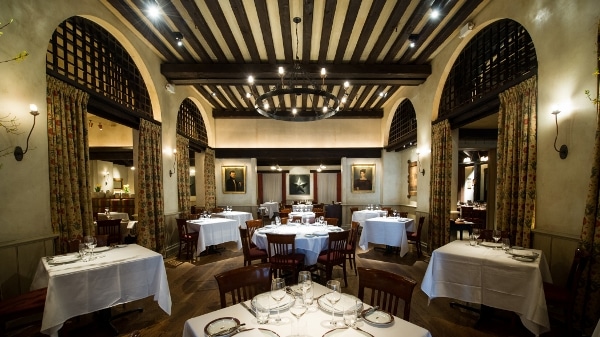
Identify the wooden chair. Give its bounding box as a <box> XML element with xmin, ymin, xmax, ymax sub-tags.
<box><xmin>96</xmin><ymin>219</ymin><xmax>122</xmax><ymax>245</ymax></box>
<box><xmin>314</xmin><ymin>211</ymin><xmax>325</xmax><ymax>218</ymax></box>
<box><xmin>176</xmin><ymin>218</ymin><xmax>198</xmax><ymax>261</ymax></box>
<box><xmin>0</xmin><ymin>287</ymin><xmax>48</xmax><ymax>334</ymax></box>
<box><xmin>61</xmin><ymin>236</ymin><xmax>82</xmax><ymax>253</ymax></box>
<box><xmin>313</xmin><ymin>208</ymin><xmax>323</xmax><ymax>214</ymax></box>
<box><xmin>406</xmin><ymin>216</ymin><xmax>425</xmax><ymax>257</ymax></box>
<box><xmin>212</xmin><ymin>207</ymin><xmax>224</xmax><ymax>213</ymax></box>
<box><xmin>96</xmin><ymin>234</ymin><xmax>109</xmax><ymax>247</ymax></box>
<box><xmin>381</xmin><ymin>207</ymin><xmax>392</xmax><ymax>216</ymax></box>
<box><xmin>280</xmin><ymin>217</ymin><xmax>289</xmax><ymax>224</ymax></box>
<box><xmin>317</xmin><ymin>230</ymin><xmax>349</xmax><ymax>287</ymax></box>
<box><xmin>245</xmin><ymin>219</ymin><xmax>263</xmax><ymax>248</ymax></box>
<box><xmin>324</xmin><ymin>217</ymin><xmax>339</xmax><ymax>226</ymax></box>
<box><xmin>350</xmin><ymin>207</ymin><xmax>358</xmax><ymax>216</ymax></box>
<box><xmin>239</xmin><ymin>227</ymin><xmax>268</xmax><ymax>266</ymax></box>
<box><xmin>543</xmin><ymin>248</ymin><xmax>590</xmax><ymax>334</ymax></box>
<box><xmin>357</xmin><ymin>267</ymin><xmax>417</xmax><ymax>320</ymax></box>
<box><xmin>399</xmin><ymin>212</ymin><xmax>408</xmax><ymax>218</ymax></box>
<box><xmin>279</xmin><ymin>209</ymin><xmax>290</xmax><ymax>219</ymax></box>
<box><xmin>291</xmin><ymin>215</ymin><xmax>303</xmax><ymax>223</ymax></box>
<box><xmin>345</xmin><ymin>221</ymin><xmax>360</xmax><ymax>275</ymax></box>
<box><xmin>265</xmin><ymin>233</ymin><xmax>305</xmax><ymax>282</ymax></box>
<box><xmin>214</xmin><ymin>263</ymin><xmax>272</xmax><ymax>308</ymax></box>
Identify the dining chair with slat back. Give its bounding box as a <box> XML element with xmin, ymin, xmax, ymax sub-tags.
<box><xmin>291</xmin><ymin>216</ymin><xmax>303</xmax><ymax>223</ymax></box>
<box><xmin>357</xmin><ymin>267</ymin><xmax>417</xmax><ymax>320</ymax></box>
<box><xmin>61</xmin><ymin>236</ymin><xmax>82</xmax><ymax>253</ymax></box>
<box><xmin>317</xmin><ymin>230</ymin><xmax>349</xmax><ymax>287</ymax></box>
<box><xmin>406</xmin><ymin>216</ymin><xmax>426</xmax><ymax>257</ymax></box>
<box><xmin>345</xmin><ymin>221</ymin><xmax>360</xmax><ymax>275</ymax></box>
<box><xmin>399</xmin><ymin>212</ymin><xmax>408</xmax><ymax>218</ymax></box>
<box><xmin>96</xmin><ymin>219</ymin><xmax>122</xmax><ymax>245</ymax></box>
<box><xmin>239</xmin><ymin>227</ymin><xmax>268</xmax><ymax>266</ymax></box>
<box><xmin>176</xmin><ymin>218</ymin><xmax>198</xmax><ymax>261</ymax></box>
<box><xmin>324</xmin><ymin>218</ymin><xmax>339</xmax><ymax>226</ymax></box>
<box><xmin>279</xmin><ymin>209</ymin><xmax>291</xmax><ymax>219</ymax></box>
<box><xmin>381</xmin><ymin>207</ymin><xmax>392</xmax><ymax>216</ymax></box>
<box><xmin>95</xmin><ymin>234</ymin><xmax>109</xmax><ymax>247</ymax></box>
<box><xmin>214</xmin><ymin>263</ymin><xmax>273</xmax><ymax>308</ymax></box>
<box><xmin>265</xmin><ymin>233</ymin><xmax>305</xmax><ymax>282</ymax></box>
<box><xmin>245</xmin><ymin>219</ymin><xmax>263</xmax><ymax>248</ymax></box>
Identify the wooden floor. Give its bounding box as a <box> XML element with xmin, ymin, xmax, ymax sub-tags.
<box><xmin>9</xmin><ymin>241</ymin><xmax>568</xmax><ymax>337</ymax></box>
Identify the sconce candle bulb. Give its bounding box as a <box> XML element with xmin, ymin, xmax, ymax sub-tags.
<box><xmin>416</xmin><ymin>149</ymin><xmax>426</xmax><ymax>176</ymax></box>
<box><xmin>552</xmin><ymin>110</ymin><xmax>568</xmax><ymax>159</ymax></box>
<box><xmin>14</xmin><ymin>104</ymin><xmax>39</xmax><ymax>161</ymax></box>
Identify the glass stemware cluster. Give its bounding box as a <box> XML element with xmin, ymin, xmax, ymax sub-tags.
<box><xmin>270</xmin><ymin>278</ymin><xmax>286</xmax><ymax>323</ymax></box>
<box><xmin>325</xmin><ymin>280</ymin><xmax>341</xmax><ymax>327</ymax></box>
<box><xmin>82</xmin><ymin>235</ymin><xmax>97</xmax><ymax>261</ymax></box>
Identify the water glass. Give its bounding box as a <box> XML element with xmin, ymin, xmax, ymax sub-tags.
<box><xmin>469</xmin><ymin>234</ymin><xmax>477</xmax><ymax>246</ymax></box>
<box><xmin>502</xmin><ymin>238</ymin><xmax>511</xmax><ymax>251</ymax></box>
<box><xmin>343</xmin><ymin>301</ymin><xmax>359</xmax><ymax>328</ymax></box>
<box><xmin>252</xmin><ymin>294</ymin><xmax>270</xmax><ymax>324</ymax></box>
<box><xmin>79</xmin><ymin>243</ymin><xmax>88</xmax><ymax>261</ymax></box>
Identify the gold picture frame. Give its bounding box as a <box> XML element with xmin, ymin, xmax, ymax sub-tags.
<box><xmin>113</xmin><ymin>178</ymin><xmax>123</xmax><ymax>189</ymax></box>
<box><xmin>408</xmin><ymin>160</ymin><xmax>417</xmax><ymax>197</ymax></box>
<box><xmin>222</xmin><ymin>166</ymin><xmax>246</xmax><ymax>194</ymax></box>
<box><xmin>351</xmin><ymin>164</ymin><xmax>375</xmax><ymax>193</ymax></box>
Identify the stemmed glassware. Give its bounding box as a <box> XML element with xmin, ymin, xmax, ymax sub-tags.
<box><xmin>472</xmin><ymin>228</ymin><xmax>480</xmax><ymax>246</ymax></box>
<box><xmin>275</xmin><ymin>216</ymin><xmax>281</xmax><ymax>226</ymax></box>
<box><xmin>83</xmin><ymin>235</ymin><xmax>97</xmax><ymax>260</ymax></box>
<box><xmin>325</xmin><ymin>280</ymin><xmax>341</xmax><ymax>327</ymax></box>
<box><xmin>289</xmin><ymin>295</ymin><xmax>307</xmax><ymax>336</ymax></box>
<box><xmin>492</xmin><ymin>230</ymin><xmax>502</xmax><ymax>247</ymax></box>
<box><xmin>298</xmin><ymin>271</ymin><xmax>314</xmax><ymax>310</ymax></box>
<box><xmin>270</xmin><ymin>278</ymin><xmax>286</xmax><ymax>323</ymax></box>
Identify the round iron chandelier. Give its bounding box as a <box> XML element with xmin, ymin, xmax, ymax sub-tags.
<box><xmin>246</xmin><ymin>17</ymin><xmax>350</xmax><ymax>122</ymax></box>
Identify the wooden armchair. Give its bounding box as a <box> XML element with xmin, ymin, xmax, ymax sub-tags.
<box><xmin>214</xmin><ymin>264</ymin><xmax>272</xmax><ymax>308</ymax></box>
<box><xmin>239</xmin><ymin>227</ymin><xmax>268</xmax><ymax>266</ymax></box>
<box><xmin>317</xmin><ymin>230</ymin><xmax>349</xmax><ymax>287</ymax></box>
<box><xmin>265</xmin><ymin>233</ymin><xmax>305</xmax><ymax>281</ymax></box>
<box><xmin>357</xmin><ymin>267</ymin><xmax>417</xmax><ymax>320</ymax></box>
<box><xmin>176</xmin><ymin>218</ymin><xmax>198</xmax><ymax>261</ymax></box>
<box><xmin>96</xmin><ymin>219</ymin><xmax>122</xmax><ymax>245</ymax></box>
<box><xmin>406</xmin><ymin>216</ymin><xmax>425</xmax><ymax>257</ymax></box>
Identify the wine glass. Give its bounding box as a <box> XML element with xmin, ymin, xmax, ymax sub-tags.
<box><xmin>289</xmin><ymin>296</ymin><xmax>307</xmax><ymax>336</ymax></box>
<box><xmin>325</xmin><ymin>280</ymin><xmax>341</xmax><ymax>327</ymax></box>
<box><xmin>472</xmin><ymin>228</ymin><xmax>480</xmax><ymax>246</ymax></box>
<box><xmin>319</xmin><ymin>216</ymin><xmax>325</xmax><ymax>225</ymax></box>
<box><xmin>275</xmin><ymin>216</ymin><xmax>281</xmax><ymax>226</ymax></box>
<box><xmin>84</xmin><ymin>235</ymin><xmax>97</xmax><ymax>260</ymax></box>
<box><xmin>492</xmin><ymin>230</ymin><xmax>502</xmax><ymax>247</ymax></box>
<box><xmin>270</xmin><ymin>278</ymin><xmax>286</xmax><ymax>323</ymax></box>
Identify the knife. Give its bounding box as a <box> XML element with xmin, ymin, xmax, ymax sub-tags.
<box><xmin>240</xmin><ymin>301</ymin><xmax>255</xmax><ymax>317</ymax></box>
<box><xmin>361</xmin><ymin>305</ymin><xmax>379</xmax><ymax>317</ymax></box>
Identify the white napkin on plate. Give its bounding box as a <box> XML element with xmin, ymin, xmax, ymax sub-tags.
<box><xmin>235</xmin><ymin>329</ymin><xmax>264</xmax><ymax>337</ymax></box>
<box><xmin>51</xmin><ymin>255</ymin><xmax>79</xmax><ymax>263</ymax></box>
<box><xmin>512</xmin><ymin>249</ymin><xmax>535</xmax><ymax>256</ymax></box>
<box><xmin>255</xmin><ymin>293</ymin><xmax>291</xmax><ymax>309</ymax></box>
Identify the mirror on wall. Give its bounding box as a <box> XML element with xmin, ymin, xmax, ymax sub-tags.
<box><xmin>458</xmin><ymin>150</ymin><xmax>489</xmax><ymax>203</ymax></box>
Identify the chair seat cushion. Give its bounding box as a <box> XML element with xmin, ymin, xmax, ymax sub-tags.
<box><xmin>317</xmin><ymin>251</ymin><xmax>344</xmax><ymax>263</ymax></box>
<box><xmin>0</xmin><ymin>287</ymin><xmax>47</xmax><ymax>320</ymax></box>
<box><xmin>249</xmin><ymin>247</ymin><xmax>268</xmax><ymax>258</ymax></box>
<box><xmin>270</xmin><ymin>253</ymin><xmax>304</xmax><ymax>265</ymax></box>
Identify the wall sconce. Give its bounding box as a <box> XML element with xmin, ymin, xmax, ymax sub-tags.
<box><xmin>169</xmin><ymin>149</ymin><xmax>177</xmax><ymax>177</ymax></box>
<box><xmin>14</xmin><ymin>104</ymin><xmax>40</xmax><ymax>161</ymax></box>
<box><xmin>416</xmin><ymin>149</ymin><xmax>426</xmax><ymax>176</ymax></box>
<box><xmin>551</xmin><ymin>110</ymin><xmax>568</xmax><ymax>159</ymax></box>
<box><xmin>103</xmin><ymin>171</ymin><xmax>110</xmax><ymax>185</ymax></box>
<box><xmin>98</xmin><ymin>122</ymin><xmax>103</xmax><ymax>131</ymax></box>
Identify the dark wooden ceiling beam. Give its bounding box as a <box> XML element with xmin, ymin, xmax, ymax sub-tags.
<box><xmin>365</xmin><ymin>1</ymin><xmax>411</xmax><ymax>64</ymax></box>
<box><xmin>179</xmin><ymin>0</ymin><xmax>228</xmax><ymax>62</ymax></box>
<box><xmin>350</xmin><ymin>0</ymin><xmax>387</xmax><ymax>63</ymax></box>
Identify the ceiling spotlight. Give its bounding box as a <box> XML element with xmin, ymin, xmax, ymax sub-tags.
<box><xmin>430</xmin><ymin>9</ymin><xmax>440</xmax><ymax>19</ymax></box>
<box><xmin>147</xmin><ymin>3</ymin><xmax>160</xmax><ymax>18</ymax></box>
<box><xmin>174</xmin><ymin>32</ymin><xmax>183</xmax><ymax>46</ymax></box>
<box><xmin>379</xmin><ymin>92</ymin><xmax>388</xmax><ymax>98</ymax></box>
<box><xmin>409</xmin><ymin>34</ymin><xmax>419</xmax><ymax>48</ymax></box>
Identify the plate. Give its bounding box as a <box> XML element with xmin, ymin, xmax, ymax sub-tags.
<box><xmin>479</xmin><ymin>242</ymin><xmax>502</xmax><ymax>248</ymax></box>
<box><xmin>506</xmin><ymin>248</ymin><xmax>539</xmax><ymax>259</ymax></box>
<box><xmin>328</xmin><ymin>227</ymin><xmax>343</xmax><ymax>232</ymax></box>
<box><xmin>361</xmin><ymin>309</ymin><xmax>394</xmax><ymax>326</ymax></box>
<box><xmin>49</xmin><ymin>255</ymin><xmax>80</xmax><ymax>264</ymax></box>
<box><xmin>513</xmin><ymin>255</ymin><xmax>537</xmax><ymax>262</ymax></box>
<box><xmin>264</xmin><ymin>225</ymin><xmax>276</xmax><ymax>228</ymax></box>
<box><xmin>204</xmin><ymin>317</ymin><xmax>240</xmax><ymax>337</ymax></box>
<box><xmin>313</xmin><ymin>231</ymin><xmax>329</xmax><ymax>236</ymax></box>
<box><xmin>322</xmin><ymin>328</ymin><xmax>373</xmax><ymax>337</ymax></box>
<box><xmin>251</xmin><ymin>293</ymin><xmax>294</xmax><ymax>312</ymax></box>
<box><xmin>318</xmin><ymin>294</ymin><xmax>363</xmax><ymax>314</ymax></box>
<box><xmin>94</xmin><ymin>246</ymin><xmax>111</xmax><ymax>252</ymax></box>
<box><xmin>304</xmin><ymin>234</ymin><xmax>315</xmax><ymax>238</ymax></box>
<box><xmin>232</xmin><ymin>328</ymin><xmax>279</xmax><ymax>337</ymax></box>
<box><xmin>257</xmin><ymin>229</ymin><xmax>273</xmax><ymax>234</ymax></box>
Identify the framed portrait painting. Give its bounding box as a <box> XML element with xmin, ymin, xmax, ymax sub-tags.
<box><xmin>351</xmin><ymin>164</ymin><xmax>375</xmax><ymax>193</ymax></box>
<box><xmin>222</xmin><ymin>166</ymin><xmax>246</xmax><ymax>194</ymax></box>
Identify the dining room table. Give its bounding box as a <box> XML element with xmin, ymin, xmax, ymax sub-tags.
<box><xmin>97</xmin><ymin>211</ymin><xmax>130</xmax><ymax>221</ymax></box>
<box><xmin>288</xmin><ymin>211</ymin><xmax>316</xmax><ymax>224</ymax></box>
<box><xmin>182</xmin><ymin>282</ymin><xmax>432</xmax><ymax>337</ymax></box>
<box><xmin>187</xmin><ymin>217</ymin><xmax>241</xmax><ymax>256</ymax></box>
<box><xmin>351</xmin><ymin>209</ymin><xmax>388</xmax><ymax>226</ymax></box>
<box><xmin>212</xmin><ymin>210</ymin><xmax>254</xmax><ymax>228</ymax></box>
<box><xmin>292</xmin><ymin>204</ymin><xmax>313</xmax><ymax>212</ymax></box>
<box><xmin>30</xmin><ymin>244</ymin><xmax>171</xmax><ymax>337</ymax></box>
<box><xmin>420</xmin><ymin>240</ymin><xmax>553</xmax><ymax>336</ymax></box>
<box><xmin>252</xmin><ymin>223</ymin><xmax>341</xmax><ymax>266</ymax></box>
<box><xmin>359</xmin><ymin>217</ymin><xmax>415</xmax><ymax>256</ymax></box>
<box><xmin>260</xmin><ymin>202</ymin><xmax>280</xmax><ymax>218</ymax></box>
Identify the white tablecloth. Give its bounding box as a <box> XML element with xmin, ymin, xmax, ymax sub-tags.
<box><xmin>351</xmin><ymin>210</ymin><xmax>388</xmax><ymax>226</ymax></box>
<box><xmin>359</xmin><ymin>217</ymin><xmax>414</xmax><ymax>256</ymax></box>
<box><xmin>252</xmin><ymin>224</ymin><xmax>334</xmax><ymax>266</ymax></box>
<box><xmin>260</xmin><ymin>202</ymin><xmax>279</xmax><ymax>218</ymax></box>
<box><xmin>292</xmin><ymin>204</ymin><xmax>313</xmax><ymax>212</ymax></box>
<box><xmin>31</xmin><ymin>244</ymin><xmax>171</xmax><ymax>337</ymax></box>
<box><xmin>187</xmin><ymin>218</ymin><xmax>242</xmax><ymax>255</ymax></box>
<box><xmin>421</xmin><ymin>240</ymin><xmax>553</xmax><ymax>336</ymax></box>
<box><xmin>212</xmin><ymin>211</ymin><xmax>254</xmax><ymax>228</ymax></box>
<box><xmin>182</xmin><ymin>283</ymin><xmax>431</xmax><ymax>337</ymax></box>
<box><xmin>288</xmin><ymin>211</ymin><xmax>316</xmax><ymax>224</ymax></box>
<box><xmin>97</xmin><ymin>211</ymin><xmax>130</xmax><ymax>221</ymax></box>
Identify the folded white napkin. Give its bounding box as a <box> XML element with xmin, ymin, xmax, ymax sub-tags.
<box><xmin>235</xmin><ymin>329</ymin><xmax>264</xmax><ymax>337</ymax></box>
<box><xmin>255</xmin><ymin>293</ymin><xmax>291</xmax><ymax>310</ymax></box>
<box><xmin>51</xmin><ymin>255</ymin><xmax>79</xmax><ymax>263</ymax></box>
<box><xmin>512</xmin><ymin>249</ymin><xmax>535</xmax><ymax>256</ymax></box>
<box><xmin>127</xmin><ymin>221</ymin><xmax>137</xmax><ymax>229</ymax></box>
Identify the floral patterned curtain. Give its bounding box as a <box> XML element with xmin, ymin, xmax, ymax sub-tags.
<box><xmin>176</xmin><ymin>134</ymin><xmax>191</xmax><ymax>217</ymax></box>
<box><xmin>576</xmin><ymin>96</ymin><xmax>600</xmax><ymax>333</ymax></box>
<box><xmin>137</xmin><ymin>119</ymin><xmax>166</xmax><ymax>254</ymax></box>
<box><xmin>204</xmin><ymin>147</ymin><xmax>216</xmax><ymax>209</ymax></box>
<box><xmin>429</xmin><ymin>119</ymin><xmax>453</xmax><ymax>250</ymax></box>
<box><xmin>496</xmin><ymin>76</ymin><xmax>537</xmax><ymax>248</ymax></box>
<box><xmin>46</xmin><ymin>75</ymin><xmax>93</xmax><ymax>248</ymax></box>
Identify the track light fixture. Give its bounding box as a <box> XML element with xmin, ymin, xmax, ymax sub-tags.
<box><xmin>174</xmin><ymin>32</ymin><xmax>183</xmax><ymax>46</ymax></box>
<box><xmin>409</xmin><ymin>34</ymin><xmax>419</xmax><ymax>48</ymax></box>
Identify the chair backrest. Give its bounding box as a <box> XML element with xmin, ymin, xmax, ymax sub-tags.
<box><xmin>96</xmin><ymin>219</ymin><xmax>122</xmax><ymax>245</ymax></box>
<box><xmin>325</xmin><ymin>230</ymin><xmax>348</xmax><ymax>264</ymax></box>
<box><xmin>214</xmin><ymin>263</ymin><xmax>272</xmax><ymax>308</ymax></box>
<box><xmin>96</xmin><ymin>234</ymin><xmax>109</xmax><ymax>247</ymax></box>
<box><xmin>176</xmin><ymin>218</ymin><xmax>193</xmax><ymax>239</ymax></box>
<box><xmin>245</xmin><ymin>219</ymin><xmax>263</xmax><ymax>238</ymax></box>
<box><xmin>291</xmin><ymin>216</ymin><xmax>303</xmax><ymax>223</ymax></box>
<box><xmin>314</xmin><ymin>211</ymin><xmax>325</xmax><ymax>218</ymax></box>
<box><xmin>239</xmin><ymin>227</ymin><xmax>252</xmax><ymax>259</ymax></box>
<box><xmin>62</xmin><ymin>236</ymin><xmax>82</xmax><ymax>253</ymax></box>
<box><xmin>348</xmin><ymin>221</ymin><xmax>360</xmax><ymax>251</ymax></box>
<box><xmin>414</xmin><ymin>216</ymin><xmax>425</xmax><ymax>238</ymax></box>
<box><xmin>350</xmin><ymin>207</ymin><xmax>358</xmax><ymax>215</ymax></box>
<box><xmin>399</xmin><ymin>212</ymin><xmax>408</xmax><ymax>218</ymax></box>
<box><xmin>279</xmin><ymin>209</ymin><xmax>290</xmax><ymax>218</ymax></box>
<box><xmin>325</xmin><ymin>218</ymin><xmax>339</xmax><ymax>226</ymax></box>
<box><xmin>212</xmin><ymin>207</ymin><xmax>224</xmax><ymax>213</ymax></box>
<box><xmin>381</xmin><ymin>207</ymin><xmax>392</xmax><ymax>216</ymax></box>
<box><xmin>265</xmin><ymin>233</ymin><xmax>296</xmax><ymax>262</ymax></box>
<box><xmin>280</xmin><ymin>217</ymin><xmax>289</xmax><ymax>224</ymax></box>
<box><xmin>357</xmin><ymin>267</ymin><xmax>417</xmax><ymax>320</ymax></box>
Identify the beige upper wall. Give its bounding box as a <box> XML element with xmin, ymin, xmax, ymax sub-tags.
<box><xmin>0</xmin><ymin>0</ymin><xmax>597</xmax><ymax>243</ymax></box>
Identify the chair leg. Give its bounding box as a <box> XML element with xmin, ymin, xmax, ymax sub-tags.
<box><xmin>342</xmin><ymin>261</ymin><xmax>347</xmax><ymax>287</ymax></box>
<box><xmin>178</xmin><ymin>242</ymin><xmax>182</xmax><ymax>259</ymax></box>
